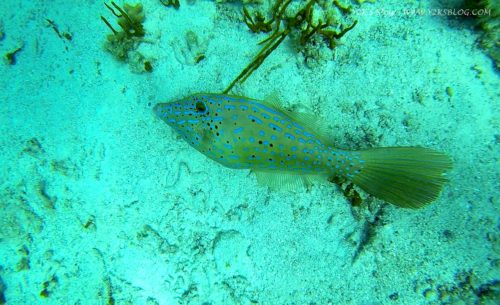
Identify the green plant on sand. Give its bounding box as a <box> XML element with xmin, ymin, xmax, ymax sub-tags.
<box><xmin>224</xmin><ymin>0</ymin><xmax>358</xmax><ymax>93</ymax></box>
<box><xmin>160</xmin><ymin>0</ymin><xmax>180</xmax><ymax>9</ymax></box>
<box><xmin>101</xmin><ymin>2</ymin><xmax>146</xmax><ymax>61</ymax></box>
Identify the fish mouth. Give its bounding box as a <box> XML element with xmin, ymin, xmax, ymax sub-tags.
<box><xmin>152</xmin><ymin>103</ymin><xmax>161</xmax><ymax>115</ymax></box>
<box><xmin>153</xmin><ymin>103</ymin><xmax>170</xmax><ymax>119</ymax></box>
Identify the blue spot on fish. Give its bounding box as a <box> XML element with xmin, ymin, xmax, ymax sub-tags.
<box><xmin>269</xmin><ymin>123</ymin><xmax>282</xmax><ymax>132</ymax></box>
<box><xmin>248</xmin><ymin>115</ymin><xmax>263</xmax><ymax>124</ymax></box>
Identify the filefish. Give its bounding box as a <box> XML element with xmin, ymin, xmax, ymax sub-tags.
<box><xmin>154</xmin><ymin>93</ymin><xmax>452</xmax><ymax>209</ymax></box>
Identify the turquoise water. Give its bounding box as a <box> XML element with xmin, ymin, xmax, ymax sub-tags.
<box><xmin>0</xmin><ymin>0</ymin><xmax>498</xmax><ymax>304</ymax></box>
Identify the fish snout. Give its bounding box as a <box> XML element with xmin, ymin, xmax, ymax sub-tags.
<box><xmin>153</xmin><ymin>103</ymin><xmax>172</xmax><ymax>119</ymax></box>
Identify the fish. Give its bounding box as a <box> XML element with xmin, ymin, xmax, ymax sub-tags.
<box><xmin>154</xmin><ymin>93</ymin><xmax>452</xmax><ymax>209</ymax></box>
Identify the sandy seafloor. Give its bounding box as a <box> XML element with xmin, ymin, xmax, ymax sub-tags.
<box><xmin>0</xmin><ymin>0</ymin><xmax>499</xmax><ymax>304</ymax></box>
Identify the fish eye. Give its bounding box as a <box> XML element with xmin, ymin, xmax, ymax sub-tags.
<box><xmin>195</xmin><ymin>101</ymin><xmax>206</xmax><ymax>113</ymax></box>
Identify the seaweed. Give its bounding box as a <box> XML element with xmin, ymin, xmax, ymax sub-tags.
<box><xmin>223</xmin><ymin>27</ymin><xmax>289</xmax><ymax>93</ymax></box>
<box><xmin>46</xmin><ymin>19</ymin><xmax>72</xmax><ymax>42</ymax></box>
<box><xmin>101</xmin><ymin>2</ymin><xmax>145</xmax><ymax>61</ymax></box>
<box><xmin>103</xmin><ymin>2</ymin><xmax>145</xmax><ymax>38</ymax></box>
<box><xmin>39</xmin><ymin>275</ymin><xmax>58</xmax><ymax>298</ymax></box>
<box><xmin>416</xmin><ymin>270</ymin><xmax>500</xmax><ymax>304</ymax></box>
<box><xmin>329</xmin><ymin>176</ymin><xmax>363</xmax><ymax>207</ymax></box>
<box><xmin>223</xmin><ymin>0</ymin><xmax>358</xmax><ymax>93</ymax></box>
<box><xmin>4</xmin><ymin>44</ymin><xmax>23</xmax><ymax>65</ymax></box>
<box><xmin>464</xmin><ymin>0</ymin><xmax>500</xmax><ymax>69</ymax></box>
<box><xmin>144</xmin><ymin>60</ymin><xmax>153</xmax><ymax>72</ymax></box>
<box><xmin>160</xmin><ymin>0</ymin><xmax>180</xmax><ymax>9</ymax></box>
<box><xmin>101</xmin><ymin>2</ymin><xmax>155</xmax><ymax>73</ymax></box>
<box><xmin>242</xmin><ymin>5</ymin><xmax>275</xmax><ymax>33</ymax></box>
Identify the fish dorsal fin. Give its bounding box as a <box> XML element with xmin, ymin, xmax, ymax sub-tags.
<box><xmin>264</xmin><ymin>91</ymin><xmax>283</xmax><ymax>109</ymax></box>
<box><xmin>288</xmin><ymin>110</ymin><xmax>332</xmax><ymax>142</ymax></box>
<box><xmin>254</xmin><ymin>170</ymin><xmax>326</xmax><ymax>192</ymax></box>
<box><xmin>260</xmin><ymin>93</ymin><xmax>333</xmax><ymax>144</ymax></box>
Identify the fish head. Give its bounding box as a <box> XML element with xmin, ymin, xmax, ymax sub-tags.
<box><xmin>154</xmin><ymin>94</ymin><xmax>217</xmax><ymax>151</ymax></box>
<box><xmin>154</xmin><ymin>94</ymin><xmax>210</xmax><ymax>125</ymax></box>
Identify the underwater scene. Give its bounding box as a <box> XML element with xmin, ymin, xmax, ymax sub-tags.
<box><xmin>0</xmin><ymin>0</ymin><xmax>499</xmax><ymax>304</ymax></box>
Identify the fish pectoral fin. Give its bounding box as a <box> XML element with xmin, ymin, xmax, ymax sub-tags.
<box><xmin>201</xmin><ymin>129</ymin><xmax>213</xmax><ymax>143</ymax></box>
<box><xmin>253</xmin><ymin>171</ymin><xmax>325</xmax><ymax>192</ymax></box>
<box><xmin>192</xmin><ymin>125</ymin><xmax>213</xmax><ymax>145</ymax></box>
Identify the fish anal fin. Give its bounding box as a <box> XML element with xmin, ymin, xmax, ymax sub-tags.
<box><xmin>254</xmin><ymin>171</ymin><xmax>325</xmax><ymax>192</ymax></box>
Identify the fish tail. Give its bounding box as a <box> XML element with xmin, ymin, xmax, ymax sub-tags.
<box><xmin>351</xmin><ymin>147</ymin><xmax>452</xmax><ymax>209</ymax></box>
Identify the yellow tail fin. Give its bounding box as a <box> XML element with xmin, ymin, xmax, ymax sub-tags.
<box><xmin>352</xmin><ymin>147</ymin><xmax>452</xmax><ymax>209</ymax></box>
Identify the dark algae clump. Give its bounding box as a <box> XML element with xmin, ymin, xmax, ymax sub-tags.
<box><xmin>464</xmin><ymin>0</ymin><xmax>500</xmax><ymax>69</ymax></box>
<box><xmin>101</xmin><ymin>2</ymin><xmax>145</xmax><ymax>61</ymax></box>
<box><xmin>102</xmin><ymin>2</ymin><xmax>145</xmax><ymax>39</ymax></box>
<box><xmin>224</xmin><ymin>0</ymin><xmax>358</xmax><ymax>93</ymax></box>
<box><xmin>160</xmin><ymin>0</ymin><xmax>180</xmax><ymax>9</ymax></box>
<box><xmin>4</xmin><ymin>44</ymin><xmax>23</xmax><ymax>65</ymax></box>
<box><xmin>101</xmin><ymin>2</ymin><xmax>155</xmax><ymax>73</ymax></box>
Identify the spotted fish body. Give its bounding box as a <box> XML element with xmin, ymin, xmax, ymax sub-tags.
<box><xmin>154</xmin><ymin>93</ymin><xmax>452</xmax><ymax>209</ymax></box>
<box><xmin>154</xmin><ymin>93</ymin><xmax>364</xmax><ymax>179</ymax></box>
